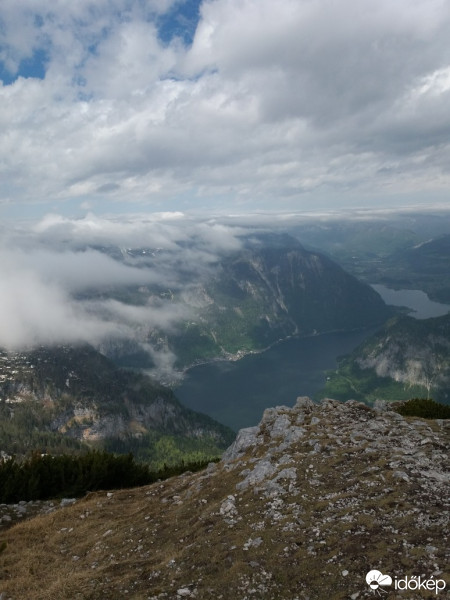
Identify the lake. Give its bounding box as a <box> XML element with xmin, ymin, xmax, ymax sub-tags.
<box><xmin>371</xmin><ymin>284</ymin><xmax>450</xmax><ymax>319</ymax></box>
<box><xmin>175</xmin><ymin>328</ymin><xmax>377</xmax><ymax>432</ymax></box>
<box><xmin>176</xmin><ymin>284</ymin><xmax>450</xmax><ymax>432</ymax></box>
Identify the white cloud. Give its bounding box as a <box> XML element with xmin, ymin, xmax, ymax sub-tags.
<box><xmin>0</xmin><ymin>261</ymin><xmax>115</xmax><ymax>349</ymax></box>
<box><xmin>11</xmin><ymin>248</ymin><xmax>164</xmax><ymax>292</ymax></box>
<box><xmin>0</xmin><ymin>214</ymin><xmax>244</xmax><ymax>352</ymax></box>
<box><xmin>1</xmin><ymin>0</ymin><xmax>450</xmax><ymax>212</ymax></box>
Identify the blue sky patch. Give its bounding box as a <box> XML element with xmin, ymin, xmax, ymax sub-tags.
<box><xmin>157</xmin><ymin>0</ymin><xmax>202</xmax><ymax>46</ymax></box>
<box><xmin>0</xmin><ymin>47</ymin><xmax>48</xmax><ymax>85</ymax></box>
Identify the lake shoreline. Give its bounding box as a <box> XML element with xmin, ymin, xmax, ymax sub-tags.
<box><xmin>370</xmin><ymin>284</ymin><xmax>450</xmax><ymax>320</ymax></box>
<box><xmin>175</xmin><ymin>323</ymin><xmax>384</xmax><ymax>384</ymax></box>
<box><xmin>175</xmin><ymin>327</ymin><xmax>383</xmax><ymax>431</ymax></box>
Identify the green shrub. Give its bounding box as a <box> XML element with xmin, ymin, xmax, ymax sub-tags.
<box><xmin>394</xmin><ymin>398</ymin><xmax>450</xmax><ymax>419</ymax></box>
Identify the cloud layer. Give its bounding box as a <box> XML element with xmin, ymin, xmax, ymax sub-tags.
<box><xmin>0</xmin><ymin>213</ymin><xmax>243</xmax><ymax>355</ymax></box>
<box><xmin>1</xmin><ymin>0</ymin><xmax>450</xmax><ymax>213</ymax></box>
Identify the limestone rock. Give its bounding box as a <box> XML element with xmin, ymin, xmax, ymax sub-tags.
<box><xmin>1</xmin><ymin>396</ymin><xmax>448</xmax><ymax>600</ymax></box>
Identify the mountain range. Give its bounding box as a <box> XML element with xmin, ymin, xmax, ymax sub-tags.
<box><xmin>0</xmin><ymin>233</ymin><xmax>394</xmax><ymax>463</ymax></box>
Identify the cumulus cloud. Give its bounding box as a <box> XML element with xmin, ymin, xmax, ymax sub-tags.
<box><xmin>0</xmin><ymin>260</ymin><xmax>114</xmax><ymax>349</ymax></box>
<box><xmin>29</xmin><ymin>212</ymin><xmax>241</xmax><ymax>253</ymax></box>
<box><xmin>0</xmin><ymin>0</ymin><xmax>450</xmax><ymax>212</ymax></box>
<box><xmin>0</xmin><ymin>214</ymin><xmax>244</xmax><ymax>358</ymax></box>
<box><xmin>5</xmin><ymin>248</ymin><xmax>165</xmax><ymax>292</ymax></box>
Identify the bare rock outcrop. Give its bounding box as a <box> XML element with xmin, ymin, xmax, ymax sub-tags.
<box><xmin>1</xmin><ymin>397</ymin><xmax>448</xmax><ymax>600</ymax></box>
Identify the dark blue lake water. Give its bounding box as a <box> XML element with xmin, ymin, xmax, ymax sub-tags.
<box><xmin>176</xmin><ymin>285</ymin><xmax>450</xmax><ymax>432</ymax></box>
<box><xmin>371</xmin><ymin>284</ymin><xmax>450</xmax><ymax>319</ymax></box>
<box><xmin>175</xmin><ymin>329</ymin><xmax>377</xmax><ymax>431</ymax></box>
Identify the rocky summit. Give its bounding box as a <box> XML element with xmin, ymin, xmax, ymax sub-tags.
<box><xmin>0</xmin><ymin>398</ymin><xmax>449</xmax><ymax>600</ymax></box>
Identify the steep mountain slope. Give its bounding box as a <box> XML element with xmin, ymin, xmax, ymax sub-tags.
<box><xmin>0</xmin><ymin>398</ymin><xmax>448</xmax><ymax>599</ymax></box>
<box><xmin>320</xmin><ymin>314</ymin><xmax>450</xmax><ymax>404</ymax></box>
<box><xmin>0</xmin><ymin>345</ymin><xmax>234</xmax><ymax>464</ymax></box>
<box><xmin>159</xmin><ymin>235</ymin><xmax>393</xmax><ymax>370</ymax></box>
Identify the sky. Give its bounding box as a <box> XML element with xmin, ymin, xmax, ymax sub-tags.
<box><xmin>1</xmin><ymin>0</ymin><xmax>450</xmax><ymax>360</ymax></box>
<box><xmin>0</xmin><ymin>0</ymin><xmax>450</xmax><ymax>220</ymax></box>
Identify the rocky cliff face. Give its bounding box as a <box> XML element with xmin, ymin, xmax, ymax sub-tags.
<box><xmin>1</xmin><ymin>398</ymin><xmax>448</xmax><ymax>599</ymax></box>
<box><xmin>356</xmin><ymin>316</ymin><xmax>450</xmax><ymax>388</ymax></box>
<box><xmin>319</xmin><ymin>313</ymin><xmax>450</xmax><ymax>404</ymax></box>
<box><xmin>343</xmin><ymin>314</ymin><xmax>450</xmax><ymax>403</ymax></box>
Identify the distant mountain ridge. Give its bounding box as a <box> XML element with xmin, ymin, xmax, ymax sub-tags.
<box><xmin>0</xmin><ymin>345</ymin><xmax>234</xmax><ymax>464</ymax></box>
<box><xmin>392</xmin><ymin>233</ymin><xmax>450</xmax><ymax>272</ymax></box>
<box><xmin>384</xmin><ymin>234</ymin><xmax>450</xmax><ymax>302</ymax></box>
<box><xmin>288</xmin><ymin>220</ymin><xmax>450</xmax><ymax>303</ymax></box>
